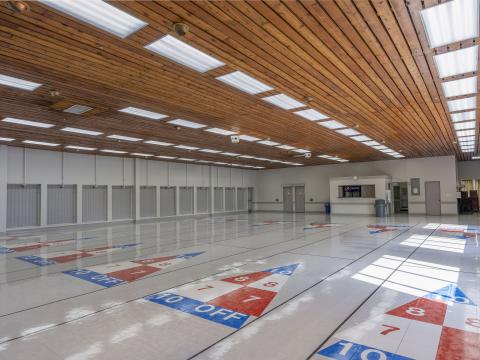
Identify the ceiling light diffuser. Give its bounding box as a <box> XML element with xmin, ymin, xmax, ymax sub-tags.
<box><xmin>336</xmin><ymin>128</ymin><xmax>361</xmax><ymax>136</ymax></box>
<box><xmin>107</xmin><ymin>135</ymin><xmax>142</xmax><ymax>142</ymax></box>
<box><xmin>472</xmin><ymin>156</ymin><xmax>480</xmax><ymax>159</ymax></box>
<box><xmin>101</xmin><ymin>149</ymin><xmax>127</xmax><ymax>154</ymax></box>
<box><xmin>454</xmin><ymin>121</ymin><xmax>476</xmax><ymax>130</ymax></box>
<box><xmin>216</xmin><ymin>71</ymin><xmax>273</xmax><ymax>95</ymax></box>
<box><xmin>131</xmin><ymin>153</ymin><xmax>154</xmax><ymax>157</ymax></box>
<box><xmin>167</xmin><ymin>119</ymin><xmax>206</xmax><ymax>129</ymax></box>
<box><xmin>451</xmin><ymin>110</ymin><xmax>476</xmax><ymax>122</ymax></box>
<box><xmin>156</xmin><ymin>155</ymin><xmax>176</xmax><ymax>159</ymax></box>
<box><xmin>63</xmin><ymin>104</ymin><xmax>93</xmax><ymax>115</ymax></box>
<box><xmin>442</xmin><ymin>76</ymin><xmax>477</xmax><ymax>98</ymax></box>
<box><xmin>363</xmin><ymin>141</ymin><xmax>381</xmax><ymax>146</ymax></box>
<box><xmin>0</xmin><ymin>137</ymin><xmax>14</xmax><ymax>142</ymax></box>
<box><xmin>433</xmin><ymin>45</ymin><xmax>478</xmax><ymax>78</ymax></box>
<box><xmin>221</xmin><ymin>152</ymin><xmax>240</xmax><ymax>157</ymax></box>
<box><xmin>292</xmin><ymin>149</ymin><xmax>310</xmax><ymax>154</ymax></box>
<box><xmin>2</xmin><ymin>117</ymin><xmax>54</xmax><ymax>128</ymax></box>
<box><xmin>350</xmin><ymin>135</ymin><xmax>372</xmax><ymax>142</ymax></box>
<box><xmin>119</xmin><ymin>107</ymin><xmax>167</xmax><ymax>120</ymax></box>
<box><xmin>276</xmin><ymin>145</ymin><xmax>296</xmax><ymax>150</ymax></box>
<box><xmin>448</xmin><ymin>97</ymin><xmax>476</xmax><ymax>112</ymax></box>
<box><xmin>23</xmin><ymin>140</ymin><xmax>59</xmax><ymax>147</ymax></box>
<box><xmin>144</xmin><ymin>140</ymin><xmax>173</xmax><ymax>146</ymax></box>
<box><xmin>65</xmin><ymin>145</ymin><xmax>96</xmax><ymax>151</ymax></box>
<box><xmin>178</xmin><ymin>158</ymin><xmax>196</xmax><ymax>162</ymax></box>
<box><xmin>200</xmin><ymin>149</ymin><xmax>221</xmax><ymax>153</ymax></box>
<box><xmin>294</xmin><ymin>109</ymin><xmax>329</xmax><ymax>121</ymax></box>
<box><xmin>372</xmin><ymin>145</ymin><xmax>388</xmax><ymax>150</ymax></box>
<box><xmin>458</xmin><ymin>135</ymin><xmax>476</xmax><ymax>141</ymax></box>
<box><xmin>146</xmin><ymin>35</ymin><xmax>224</xmax><ymax>73</ymax></box>
<box><xmin>239</xmin><ymin>135</ymin><xmax>260</xmax><ymax>142</ymax></box>
<box><xmin>457</xmin><ymin>129</ymin><xmax>476</xmax><ymax>137</ymax></box>
<box><xmin>40</xmin><ymin>0</ymin><xmax>147</xmax><ymax>38</ymax></box>
<box><xmin>61</xmin><ymin>127</ymin><xmax>103</xmax><ymax>136</ymax></box>
<box><xmin>174</xmin><ymin>145</ymin><xmax>199</xmax><ymax>150</ymax></box>
<box><xmin>0</xmin><ymin>74</ymin><xmax>42</xmax><ymax>91</ymax></box>
<box><xmin>318</xmin><ymin>120</ymin><xmax>346</xmax><ymax>130</ymax></box>
<box><xmin>258</xmin><ymin>140</ymin><xmax>280</xmax><ymax>146</ymax></box>
<box><xmin>262</xmin><ymin>94</ymin><xmax>305</xmax><ymax>110</ymax></box>
<box><xmin>205</xmin><ymin>128</ymin><xmax>237</xmax><ymax>136</ymax></box>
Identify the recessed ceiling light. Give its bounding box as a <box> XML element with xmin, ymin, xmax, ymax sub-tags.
<box><xmin>174</xmin><ymin>145</ymin><xmax>199</xmax><ymax>151</ymax></box>
<box><xmin>0</xmin><ymin>137</ymin><xmax>14</xmax><ymax>142</ymax></box>
<box><xmin>107</xmin><ymin>134</ymin><xmax>142</xmax><ymax>142</ymax></box>
<box><xmin>216</xmin><ymin>71</ymin><xmax>273</xmax><ymax>95</ymax></box>
<box><xmin>292</xmin><ymin>149</ymin><xmax>310</xmax><ymax>154</ymax></box>
<box><xmin>63</xmin><ymin>104</ymin><xmax>93</xmax><ymax>115</ymax></box>
<box><xmin>119</xmin><ymin>106</ymin><xmax>167</xmax><ymax>120</ymax></box>
<box><xmin>167</xmin><ymin>119</ymin><xmax>206</xmax><ymax>129</ymax></box>
<box><xmin>336</xmin><ymin>128</ymin><xmax>361</xmax><ymax>136</ymax></box>
<box><xmin>448</xmin><ymin>97</ymin><xmax>476</xmax><ymax>112</ymax></box>
<box><xmin>23</xmin><ymin>140</ymin><xmax>59</xmax><ymax>147</ymax></box>
<box><xmin>442</xmin><ymin>76</ymin><xmax>477</xmax><ymax>98</ymax></box>
<box><xmin>318</xmin><ymin>120</ymin><xmax>346</xmax><ymax>130</ymax></box>
<box><xmin>276</xmin><ymin>144</ymin><xmax>296</xmax><ymax>150</ymax></box>
<box><xmin>258</xmin><ymin>140</ymin><xmax>280</xmax><ymax>146</ymax></box>
<box><xmin>61</xmin><ymin>127</ymin><xmax>103</xmax><ymax>136</ymax></box>
<box><xmin>40</xmin><ymin>0</ymin><xmax>147</xmax><ymax>38</ymax></box>
<box><xmin>0</xmin><ymin>74</ymin><xmax>42</xmax><ymax>91</ymax></box>
<box><xmin>2</xmin><ymin>117</ymin><xmax>54</xmax><ymax>128</ymax></box>
<box><xmin>294</xmin><ymin>109</ymin><xmax>329</xmax><ymax>121</ymax></box>
<box><xmin>380</xmin><ymin>148</ymin><xmax>396</xmax><ymax>153</ymax></box>
<box><xmin>262</xmin><ymin>94</ymin><xmax>305</xmax><ymax>110</ymax></box>
<box><xmin>65</xmin><ymin>145</ymin><xmax>96</xmax><ymax>151</ymax></box>
<box><xmin>221</xmin><ymin>152</ymin><xmax>240</xmax><ymax>156</ymax></box>
<box><xmin>144</xmin><ymin>140</ymin><xmax>173</xmax><ymax>146</ymax></box>
<box><xmin>454</xmin><ymin>121</ymin><xmax>476</xmax><ymax>130</ymax></box>
<box><xmin>392</xmin><ymin>154</ymin><xmax>405</xmax><ymax>158</ymax></box>
<box><xmin>238</xmin><ymin>155</ymin><xmax>254</xmax><ymax>159</ymax></box>
<box><xmin>205</xmin><ymin>128</ymin><xmax>237</xmax><ymax>136</ymax></box>
<box><xmin>100</xmin><ymin>149</ymin><xmax>127</xmax><ymax>154</ymax></box>
<box><xmin>337</xmin><ymin>159</ymin><xmax>350</xmax><ymax>162</ymax></box>
<box><xmin>317</xmin><ymin>155</ymin><xmax>334</xmax><ymax>159</ymax></box>
<box><xmin>200</xmin><ymin>148</ymin><xmax>221</xmax><ymax>153</ymax></box>
<box><xmin>131</xmin><ymin>153</ymin><xmax>154</xmax><ymax>157</ymax></box>
<box><xmin>457</xmin><ymin>129</ymin><xmax>476</xmax><ymax>137</ymax></box>
<box><xmin>196</xmin><ymin>160</ymin><xmax>211</xmax><ymax>164</ymax></box>
<box><xmin>420</xmin><ymin>0</ymin><xmax>479</xmax><ymax>48</ymax></box>
<box><xmin>372</xmin><ymin>145</ymin><xmax>388</xmax><ymax>150</ymax></box>
<box><xmin>451</xmin><ymin>110</ymin><xmax>476</xmax><ymax>122</ymax></box>
<box><xmin>156</xmin><ymin>155</ymin><xmax>176</xmax><ymax>159</ymax></box>
<box><xmin>178</xmin><ymin>158</ymin><xmax>196</xmax><ymax>161</ymax></box>
<box><xmin>433</xmin><ymin>46</ymin><xmax>478</xmax><ymax>78</ymax></box>
<box><xmin>214</xmin><ymin>162</ymin><xmax>228</xmax><ymax>165</ymax></box>
<box><xmin>146</xmin><ymin>35</ymin><xmax>224</xmax><ymax>73</ymax></box>
<box><xmin>254</xmin><ymin>166</ymin><xmax>265</xmax><ymax>169</ymax></box>
<box><xmin>239</xmin><ymin>135</ymin><xmax>260</xmax><ymax>142</ymax></box>
<box><xmin>350</xmin><ymin>135</ymin><xmax>372</xmax><ymax>142</ymax></box>
<box><xmin>458</xmin><ymin>135</ymin><xmax>476</xmax><ymax>141</ymax></box>
<box><xmin>363</xmin><ymin>141</ymin><xmax>381</xmax><ymax>146</ymax></box>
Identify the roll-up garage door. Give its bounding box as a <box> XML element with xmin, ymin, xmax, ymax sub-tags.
<box><xmin>160</xmin><ymin>186</ymin><xmax>176</xmax><ymax>217</ymax></box>
<box><xmin>237</xmin><ymin>187</ymin><xmax>247</xmax><ymax>211</ymax></box>
<box><xmin>7</xmin><ymin>184</ymin><xmax>41</xmax><ymax>228</ymax></box>
<box><xmin>47</xmin><ymin>185</ymin><xmax>76</xmax><ymax>225</ymax></box>
<box><xmin>140</xmin><ymin>186</ymin><xmax>157</xmax><ymax>218</ymax></box>
<box><xmin>225</xmin><ymin>187</ymin><xmax>235</xmax><ymax>211</ymax></box>
<box><xmin>179</xmin><ymin>186</ymin><xmax>194</xmax><ymax>215</ymax></box>
<box><xmin>214</xmin><ymin>187</ymin><xmax>224</xmax><ymax>212</ymax></box>
<box><xmin>112</xmin><ymin>186</ymin><xmax>134</xmax><ymax>220</ymax></box>
<box><xmin>196</xmin><ymin>187</ymin><xmax>210</xmax><ymax>214</ymax></box>
<box><xmin>82</xmin><ymin>185</ymin><xmax>107</xmax><ymax>222</ymax></box>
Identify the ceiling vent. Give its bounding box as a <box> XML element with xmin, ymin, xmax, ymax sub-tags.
<box><xmin>63</xmin><ymin>104</ymin><xmax>93</xmax><ymax>114</ymax></box>
<box><xmin>50</xmin><ymin>99</ymin><xmax>106</xmax><ymax>116</ymax></box>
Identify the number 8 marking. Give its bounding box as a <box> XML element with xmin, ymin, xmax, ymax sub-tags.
<box><xmin>406</xmin><ymin>307</ymin><xmax>425</xmax><ymax>316</ymax></box>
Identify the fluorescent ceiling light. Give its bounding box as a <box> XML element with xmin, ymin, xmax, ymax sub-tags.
<box><xmin>101</xmin><ymin>149</ymin><xmax>127</xmax><ymax>154</ymax></box>
<box><xmin>363</xmin><ymin>141</ymin><xmax>381</xmax><ymax>146</ymax></box>
<box><xmin>238</xmin><ymin>155</ymin><xmax>254</xmax><ymax>159</ymax></box>
<box><xmin>61</xmin><ymin>127</ymin><xmax>103</xmax><ymax>136</ymax></box>
<box><xmin>442</xmin><ymin>76</ymin><xmax>477</xmax><ymax>98</ymax></box>
<box><xmin>318</xmin><ymin>120</ymin><xmax>346</xmax><ymax>130</ymax></box>
<box><xmin>2</xmin><ymin>117</ymin><xmax>54</xmax><ymax>128</ymax></box>
<box><xmin>63</xmin><ymin>104</ymin><xmax>92</xmax><ymax>115</ymax></box>
<box><xmin>205</xmin><ymin>128</ymin><xmax>237</xmax><ymax>136</ymax></box>
<box><xmin>200</xmin><ymin>148</ymin><xmax>221</xmax><ymax>153</ymax></box>
<box><xmin>214</xmin><ymin>162</ymin><xmax>227</xmax><ymax>165</ymax></box>
<box><xmin>0</xmin><ymin>74</ymin><xmax>42</xmax><ymax>91</ymax></box>
<box><xmin>174</xmin><ymin>145</ymin><xmax>199</xmax><ymax>150</ymax></box>
<box><xmin>178</xmin><ymin>158</ymin><xmax>196</xmax><ymax>161</ymax></box>
<box><xmin>350</xmin><ymin>135</ymin><xmax>372</xmax><ymax>142</ymax></box>
<box><xmin>458</xmin><ymin>135</ymin><xmax>476</xmax><ymax>141</ymax></box>
<box><xmin>337</xmin><ymin>159</ymin><xmax>350</xmax><ymax>162</ymax></box>
<box><xmin>454</xmin><ymin>121</ymin><xmax>476</xmax><ymax>130</ymax></box>
<box><xmin>392</xmin><ymin>154</ymin><xmax>405</xmax><ymax>158</ymax></box>
<box><xmin>433</xmin><ymin>46</ymin><xmax>478</xmax><ymax>78</ymax></box>
<box><xmin>459</xmin><ymin>140</ymin><xmax>476</xmax><ymax>146</ymax></box>
<box><xmin>457</xmin><ymin>129</ymin><xmax>476</xmax><ymax>137</ymax></box>
<box><xmin>262</xmin><ymin>94</ymin><xmax>305</xmax><ymax>110</ymax></box>
<box><xmin>372</xmin><ymin>145</ymin><xmax>388</xmax><ymax>150</ymax></box>
<box><xmin>420</xmin><ymin>0</ymin><xmax>479</xmax><ymax>48</ymax></box>
<box><xmin>40</xmin><ymin>0</ymin><xmax>147</xmax><ymax>38</ymax></box>
<box><xmin>292</xmin><ymin>149</ymin><xmax>310</xmax><ymax>154</ymax></box>
<box><xmin>472</xmin><ymin>156</ymin><xmax>480</xmax><ymax>159</ymax></box>
<box><xmin>336</xmin><ymin>128</ymin><xmax>361</xmax><ymax>136</ymax></box>
<box><xmin>294</xmin><ymin>109</ymin><xmax>329</xmax><ymax>121</ymax></box>
<box><xmin>258</xmin><ymin>140</ymin><xmax>280</xmax><ymax>146</ymax></box>
<box><xmin>144</xmin><ymin>140</ymin><xmax>173</xmax><ymax>146</ymax></box>
<box><xmin>216</xmin><ymin>71</ymin><xmax>273</xmax><ymax>95</ymax></box>
<box><xmin>254</xmin><ymin>166</ymin><xmax>265</xmax><ymax>169</ymax></box>
<box><xmin>380</xmin><ymin>148</ymin><xmax>395</xmax><ymax>153</ymax></box>
<box><xmin>276</xmin><ymin>144</ymin><xmax>296</xmax><ymax>150</ymax></box>
<box><xmin>221</xmin><ymin>152</ymin><xmax>239</xmax><ymax>156</ymax></box>
<box><xmin>239</xmin><ymin>135</ymin><xmax>260</xmax><ymax>142</ymax></box>
<box><xmin>451</xmin><ymin>110</ymin><xmax>476</xmax><ymax>122</ymax></box>
<box><xmin>23</xmin><ymin>140</ymin><xmax>59</xmax><ymax>147</ymax></box>
<box><xmin>107</xmin><ymin>134</ymin><xmax>142</xmax><ymax>142</ymax></box>
<box><xmin>131</xmin><ymin>153</ymin><xmax>154</xmax><ymax>157</ymax></box>
<box><xmin>462</xmin><ymin>148</ymin><xmax>475</xmax><ymax>152</ymax></box>
<box><xmin>448</xmin><ymin>97</ymin><xmax>476</xmax><ymax>112</ymax></box>
<box><xmin>156</xmin><ymin>155</ymin><xmax>176</xmax><ymax>159</ymax></box>
<box><xmin>119</xmin><ymin>107</ymin><xmax>167</xmax><ymax>120</ymax></box>
<box><xmin>65</xmin><ymin>145</ymin><xmax>96</xmax><ymax>151</ymax></box>
<box><xmin>0</xmin><ymin>137</ymin><xmax>14</xmax><ymax>142</ymax></box>
<box><xmin>146</xmin><ymin>35</ymin><xmax>224</xmax><ymax>73</ymax></box>
<box><xmin>197</xmin><ymin>160</ymin><xmax>211</xmax><ymax>164</ymax></box>
<box><xmin>167</xmin><ymin>119</ymin><xmax>206</xmax><ymax>129</ymax></box>
<box><xmin>317</xmin><ymin>155</ymin><xmax>334</xmax><ymax>159</ymax></box>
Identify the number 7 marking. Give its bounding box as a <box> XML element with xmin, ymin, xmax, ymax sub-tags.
<box><xmin>381</xmin><ymin>324</ymin><xmax>400</xmax><ymax>335</ymax></box>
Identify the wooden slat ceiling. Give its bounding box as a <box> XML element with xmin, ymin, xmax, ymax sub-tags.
<box><xmin>0</xmin><ymin>0</ymin><xmax>469</xmax><ymax>169</ymax></box>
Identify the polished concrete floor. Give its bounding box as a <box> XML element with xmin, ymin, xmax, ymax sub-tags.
<box><xmin>0</xmin><ymin>212</ymin><xmax>478</xmax><ymax>359</ymax></box>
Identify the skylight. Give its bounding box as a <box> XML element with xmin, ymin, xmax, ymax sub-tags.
<box><xmin>454</xmin><ymin>121</ymin><xmax>476</xmax><ymax>130</ymax></box>
<box><xmin>350</xmin><ymin>135</ymin><xmax>372</xmax><ymax>142</ymax></box>
<box><xmin>0</xmin><ymin>137</ymin><xmax>14</xmax><ymax>142</ymax></box>
<box><xmin>119</xmin><ymin>107</ymin><xmax>167</xmax><ymax>120</ymax></box>
<box><xmin>100</xmin><ymin>149</ymin><xmax>127</xmax><ymax>154</ymax></box>
<box><xmin>65</xmin><ymin>145</ymin><xmax>96</xmax><ymax>151</ymax></box>
<box><xmin>457</xmin><ymin>129</ymin><xmax>476</xmax><ymax>137</ymax></box>
<box><xmin>258</xmin><ymin>140</ymin><xmax>280</xmax><ymax>146</ymax></box>
<box><xmin>167</xmin><ymin>119</ymin><xmax>206</xmax><ymax>129</ymax></box>
<box><xmin>144</xmin><ymin>140</ymin><xmax>173</xmax><ymax>146</ymax></box>
<box><xmin>2</xmin><ymin>117</ymin><xmax>54</xmax><ymax>128</ymax></box>
<box><xmin>433</xmin><ymin>46</ymin><xmax>478</xmax><ymax>78</ymax></box>
<box><xmin>442</xmin><ymin>76</ymin><xmax>477</xmax><ymax>98</ymax></box>
<box><xmin>156</xmin><ymin>155</ymin><xmax>176</xmax><ymax>159</ymax></box>
<box><xmin>336</xmin><ymin>128</ymin><xmax>361</xmax><ymax>136</ymax></box>
<box><xmin>61</xmin><ymin>127</ymin><xmax>103</xmax><ymax>136</ymax></box>
<box><xmin>448</xmin><ymin>97</ymin><xmax>476</xmax><ymax>112</ymax></box>
<box><xmin>0</xmin><ymin>74</ymin><xmax>42</xmax><ymax>91</ymax></box>
<box><xmin>420</xmin><ymin>0</ymin><xmax>479</xmax><ymax>48</ymax></box>
<box><xmin>107</xmin><ymin>134</ymin><xmax>142</xmax><ymax>142</ymax></box>
<box><xmin>221</xmin><ymin>152</ymin><xmax>240</xmax><ymax>157</ymax></box>
<box><xmin>200</xmin><ymin>149</ymin><xmax>221</xmax><ymax>153</ymax></box>
<box><xmin>146</xmin><ymin>35</ymin><xmax>224</xmax><ymax>73</ymax></box>
<box><xmin>131</xmin><ymin>153</ymin><xmax>154</xmax><ymax>157</ymax></box>
<box><xmin>239</xmin><ymin>135</ymin><xmax>260</xmax><ymax>142</ymax></box>
<box><xmin>276</xmin><ymin>144</ymin><xmax>296</xmax><ymax>150</ymax></box>
<box><xmin>451</xmin><ymin>110</ymin><xmax>476</xmax><ymax>122</ymax></box>
<box><xmin>318</xmin><ymin>120</ymin><xmax>346</xmax><ymax>130</ymax></box>
<box><xmin>216</xmin><ymin>71</ymin><xmax>273</xmax><ymax>95</ymax></box>
<box><xmin>372</xmin><ymin>145</ymin><xmax>388</xmax><ymax>150</ymax></box>
<box><xmin>23</xmin><ymin>140</ymin><xmax>59</xmax><ymax>147</ymax></box>
<box><xmin>262</xmin><ymin>94</ymin><xmax>305</xmax><ymax>110</ymax></box>
<box><xmin>294</xmin><ymin>109</ymin><xmax>329</xmax><ymax>121</ymax></box>
<box><xmin>174</xmin><ymin>145</ymin><xmax>199</xmax><ymax>151</ymax></box>
<box><xmin>459</xmin><ymin>140</ymin><xmax>476</xmax><ymax>146</ymax></box>
<box><xmin>363</xmin><ymin>141</ymin><xmax>381</xmax><ymax>146</ymax></box>
<box><xmin>40</xmin><ymin>0</ymin><xmax>147</xmax><ymax>38</ymax></box>
<box><xmin>205</xmin><ymin>128</ymin><xmax>237</xmax><ymax>136</ymax></box>
<box><xmin>458</xmin><ymin>135</ymin><xmax>476</xmax><ymax>141</ymax></box>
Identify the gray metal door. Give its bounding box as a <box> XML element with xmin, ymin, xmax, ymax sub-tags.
<box><xmin>140</xmin><ymin>186</ymin><xmax>157</xmax><ymax>218</ymax></box>
<box><xmin>248</xmin><ymin>187</ymin><xmax>254</xmax><ymax>212</ymax></box>
<box><xmin>214</xmin><ymin>187</ymin><xmax>224</xmax><ymax>212</ymax></box>
<box><xmin>225</xmin><ymin>187</ymin><xmax>235</xmax><ymax>211</ymax></box>
<box><xmin>295</xmin><ymin>186</ymin><xmax>305</xmax><ymax>213</ymax></box>
<box><xmin>82</xmin><ymin>185</ymin><xmax>107</xmax><ymax>222</ymax></box>
<box><xmin>283</xmin><ymin>186</ymin><xmax>293</xmax><ymax>212</ymax></box>
<box><xmin>48</xmin><ymin>185</ymin><xmax>76</xmax><ymax>225</ymax></box>
<box><xmin>112</xmin><ymin>186</ymin><xmax>134</xmax><ymax>220</ymax></box>
<box><xmin>196</xmin><ymin>187</ymin><xmax>210</xmax><ymax>214</ymax></box>
<box><xmin>179</xmin><ymin>186</ymin><xmax>194</xmax><ymax>215</ymax></box>
<box><xmin>425</xmin><ymin>181</ymin><xmax>441</xmax><ymax>216</ymax></box>
<box><xmin>7</xmin><ymin>184</ymin><xmax>41</xmax><ymax>228</ymax></box>
<box><xmin>160</xmin><ymin>187</ymin><xmax>176</xmax><ymax>217</ymax></box>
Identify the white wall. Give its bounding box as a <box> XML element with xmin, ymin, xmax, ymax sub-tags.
<box><xmin>457</xmin><ymin>160</ymin><xmax>480</xmax><ymax>180</ymax></box>
<box><xmin>255</xmin><ymin>156</ymin><xmax>457</xmax><ymax>215</ymax></box>
<box><xmin>0</xmin><ymin>146</ymin><xmax>256</xmax><ymax>232</ymax></box>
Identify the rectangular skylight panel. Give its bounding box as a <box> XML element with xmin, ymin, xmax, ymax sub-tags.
<box><xmin>178</xmin><ymin>158</ymin><xmax>196</xmax><ymax>162</ymax></box>
<box><xmin>262</xmin><ymin>94</ymin><xmax>305</xmax><ymax>110</ymax></box>
<box><xmin>174</xmin><ymin>145</ymin><xmax>199</xmax><ymax>150</ymax></box>
<box><xmin>294</xmin><ymin>109</ymin><xmax>329</xmax><ymax>121</ymax></box>
<box><xmin>216</xmin><ymin>71</ymin><xmax>273</xmax><ymax>95</ymax></box>
<box><xmin>146</xmin><ymin>35</ymin><xmax>224</xmax><ymax>73</ymax></box>
<box><xmin>2</xmin><ymin>117</ymin><xmax>54</xmax><ymax>128</ymax></box>
<box><xmin>107</xmin><ymin>135</ymin><xmax>142</xmax><ymax>142</ymax></box>
<box><xmin>167</xmin><ymin>119</ymin><xmax>206</xmax><ymax>129</ymax></box>
<box><xmin>318</xmin><ymin>120</ymin><xmax>346</xmax><ymax>130</ymax></box>
<box><xmin>457</xmin><ymin>129</ymin><xmax>476</xmax><ymax>137</ymax></box>
<box><xmin>350</xmin><ymin>135</ymin><xmax>372</xmax><ymax>142</ymax></box>
<box><xmin>200</xmin><ymin>149</ymin><xmax>221</xmax><ymax>153</ymax></box>
<box><xmin>101</xmin><ymin>149</ymin><xmax>127</xmax><ymax>154</ymax></box>
<box><xmin>451</xmin><ymin>110</ymin><xmax>476</xmax><ymax>122</ymax></box>
<box><xmin>205</xmin><ymin>128</ymin><xmax>237</xmax><ymax>136</ymax></box>
<box><xmin>156</xmin><ymin>155</ymin><xmax>176</xmax><ymax>159</ymax></box>
<box><xmin>196</xmin><ymin>160</ymin><xmax>211</xmax><ymax>164</ymax></box>
<box><xmin>459</xmin><ymin>140</ymin><xmax>475</xmax><ymax>146</ymax></box>
<box><xmin>40</xmin><ymin>0</ymin><xmax>147</xmax><ymax>38</ymax></box>
<box><xmin>214</xmin><ymin>162</ymin><xmax>228</xmax><ymax>165</ymax></box>
<box><xmin>458</xmin><ymin>135</ymin><xmax>476</xmax><ymax>141</ymax></box>
<box><xmin>336</xmin><ymin>128</ymin><xmax>361</xmax><ymax>136</ymax></box>
<box><xmin>238</xmin><ymin>155</ymin><xmax>254</xmax><ymax>159</ymax></box>
<box><xmin>276</xmin><ymin>145</ymin><xmax>296</xmax><ymax>150</ymax></box>
<box><xmin>317</xmin><ymin>155</ymin><xmax>334</xmax><ymax>159</ymax></box>
<box><xmin>144</xmin><ymin>140</ymin><xmax>173</xmax><ymax>146</ymax></box>
<box><xmin>442</xmin><ymin>76</ymin><xmax>477</xmax><ymax>98</ymax></box>
<box><xmin>258</xmin><ymin>140</ymin><xmax>280</xmax><ymax>146</ymax></box>
<box><xmin>454</xmin><ymin>121</ymin><xmax>476</xmax><ymax>130</ymax></box>
<box><xmin>420</xmin><ymin>0</ymin><xmax>479</xmax><ymax>48</ymax></box>
<box><xmin>119</xmin><ymin>107</ymin><xmax>167</xmax><ymax>120</ymax></box>
<box><xmin>462</xmin><ymin>148</ymin><xmax>475</xmax><ymax>152</ymax></box>
<box><xmin>448</xmin><ymin>97</ymin><xmax>476</xmax><ymax>112</ymax></box>
<box><xmin>131</xmin><ymin>153</ymin><xmax>154</xmax><ymax>157</ymax></box>
<box><xmin>433</xmin><ymin>46</ymin><xmax>478</xmax><ymax>78</ymax></box>
<box><xmin>0</xmin><ymin>74</ymin><xmax>42</xmax><ymax>91</ymax></box>
<box><xmin>292</xmin><ymin>149</ymin><xmax>310</xmax><ymax>154</ymax></box>
<box><xmin>239</xmin><ymin>135</ymin><xmax>260</xmax><ymax>142</ymax></box>
<box><xmin>65</xmin><ymin>145</ymin><xmax>96</xmax><ymax>151</ymax></box>
<box><xmin>23</xmin><ymin>140</ymin><xmax>59</xmax><ymax>147</ymax></box>
<box><xmin>380</xmin><ymin>148</ymin><xmax>396</xmax><ymax>153</ymax></box>
<box><xmin>372</xmin><ymin>145</ymin><xmax>388</xmax><ymax>150</ymax></box>
<box><xmin>0</xmin><ymin>137</ymin><xmax>14</xmax><ymax>142</ymax></box>
<box><xmin>61</xmin><ymin>127</ymin><xmax>103</xmax><ymax>136</ymax></box>
<box><xmin>363</xmin><ymin>141</ymin><xmax>381</xmax><ymax>146</ymax></box>
<box><xmin>221</xmin><ymin>152</ymin><xmax>240</xmax><ymax>156</ymax></box>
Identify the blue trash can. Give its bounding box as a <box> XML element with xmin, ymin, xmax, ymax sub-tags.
<box><xmin>325</xmin><ymin>202</ymin><xmax>331</xmax><ymax>214</ymax></box>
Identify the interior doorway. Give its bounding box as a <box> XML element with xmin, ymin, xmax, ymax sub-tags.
<box><xmin>294</xmin><ymin>186</ymin><xmax>305</xmax><ymax>213</ymax></box>
<box><xmin>393</xmin><ymin>182</ymin><xmax>409</xmax><ymax>213</ymax></box>
<box><xmin>425</xmin><ymin>181</ymin><xmax>441</xmax><ymax>216</ymax></box>
<box><xmin>283</xmin><ymin>186</ymin><xmax>294</xmax><ymax>212</ymax></box>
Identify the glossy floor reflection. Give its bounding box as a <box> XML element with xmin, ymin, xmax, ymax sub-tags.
<box><xmin>0</xmin><ymin>213</ymin><xmax>478</xmax><ymax>359</ymax></box>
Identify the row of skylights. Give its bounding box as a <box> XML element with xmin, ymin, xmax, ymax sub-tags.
<box><xmin>0</xmin><ymin>74</ymin><xmax>42</xmax><ymax>91</ymax></box>
<box><xmin>317</xmin><ymin>155</ymin><xmax>349</xmax><ymax>163</ymax></box>
<box><xmin>421</xmin><ymin>0</ymin><xmax>479</xmax><ymax>154</ymax></box>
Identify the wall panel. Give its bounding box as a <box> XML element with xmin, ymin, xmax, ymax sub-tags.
<box><xmin>82</xmin><ymin>185</ymin><xmax>107</xmax><ymax>222</ymax></box>
<box><xmin>7</xmin><ymin>184</ymin><xmax>40</xmax><ymax>228</ymax></box>
<box><xmin>160</xmin><ymin>186</ymin><xmax>176</xmax><ymax>217</ymax></box>
<box><xmin>47</xmin><ymin>185</ymin><xmax>76</xmax><ymax>225</ymax></box>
